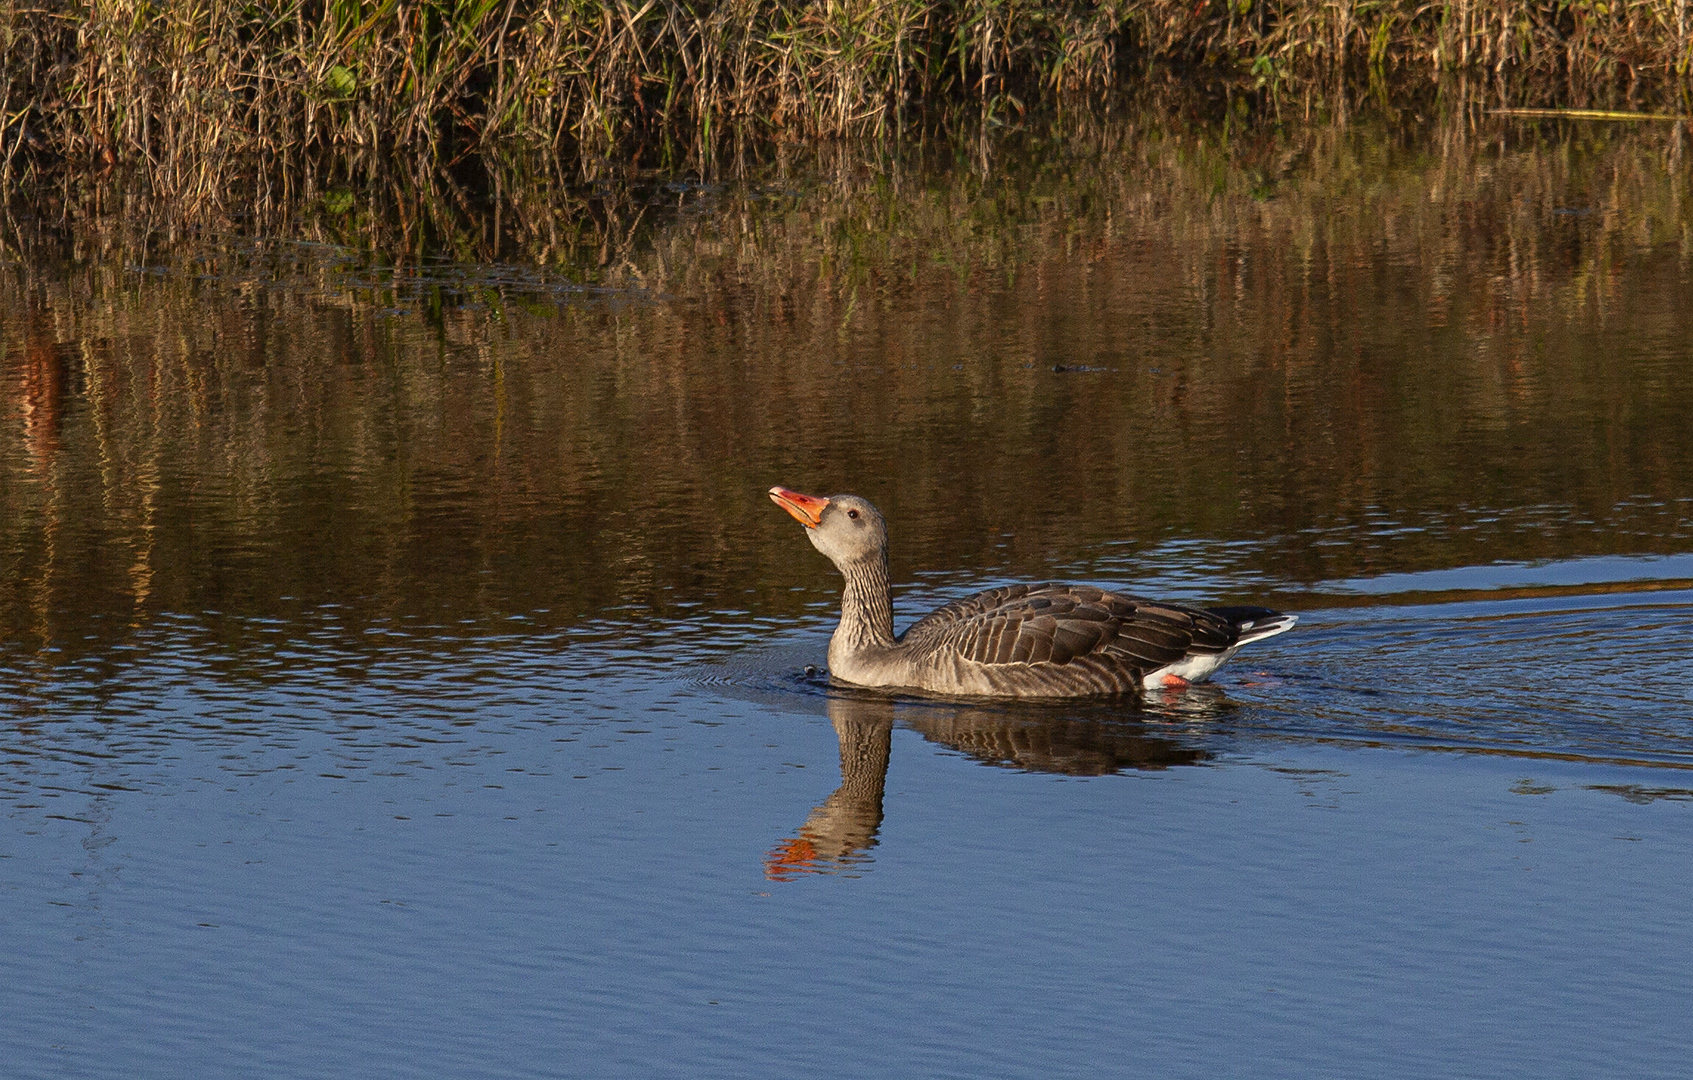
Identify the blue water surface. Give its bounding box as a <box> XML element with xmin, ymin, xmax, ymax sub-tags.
<box><xmin>5</xmin><ymin>587</ymin><xmax>1691</xmax><ymax>1079</ymax></box>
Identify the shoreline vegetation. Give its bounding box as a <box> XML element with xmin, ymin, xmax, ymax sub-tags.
<box><xmin>3</xmin><ymin>1</ymin><xmax>1693</xmax><ymax>248</ymax></box>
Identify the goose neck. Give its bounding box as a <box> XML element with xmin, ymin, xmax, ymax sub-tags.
<box><xmin>837</xmin><ymin>555</ymin><xmax>895</xmax><ymax>648</ymax></box>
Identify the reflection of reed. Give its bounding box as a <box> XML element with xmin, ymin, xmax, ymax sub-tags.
<box><xmin>17</xmin><ymin>313</ymin><xmax>62</xmax><ymax>470</ymax></box>
<box><xmin>2</xmin><ymin>117</ymin><xmax>1692</xmax><ymax>663</ymax></box>
<box><xmin>765</xmin><ymin>692</ymin><xmax>1209</xmax><ymax>879</ymax></box>
<box><xmin>9</xmin><ymin>309</ymin><xmax>66</xmax><ymax>661</ymax></box>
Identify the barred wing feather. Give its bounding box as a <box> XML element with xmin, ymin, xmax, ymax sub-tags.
<box><xmin>900</xmin><ymin>583</ymin><xmax>1241</xmax><ymax>674</ymax></box>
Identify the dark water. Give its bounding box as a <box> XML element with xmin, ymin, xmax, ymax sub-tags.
<box><xmin>4</xmin><ymin>115</ymin><xmax>1692</xmax><ymax>1077</ymax></box>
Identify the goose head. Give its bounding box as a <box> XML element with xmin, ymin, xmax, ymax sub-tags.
<box><xmin>769</xmin><ymin>487</ymin><xmax>888</xmax><ymax>570</ymax></box>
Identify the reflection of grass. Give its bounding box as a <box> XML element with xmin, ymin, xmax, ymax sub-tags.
<box><xmin>2</xmin><ymin>110</ymin><xmax>1691</xmax><ymax>659</ymax></box>
<box><xmin>4</xmin><ymin>1</ymin><xmax>1693</xmax><ymax>213</ymax></box>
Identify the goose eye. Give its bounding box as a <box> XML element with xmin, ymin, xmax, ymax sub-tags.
<box><xmin>847</xmin><ymin>509</ymin><xmax>859</xmax><ymax>519</ymax></box>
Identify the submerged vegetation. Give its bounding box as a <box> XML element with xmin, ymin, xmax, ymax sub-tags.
<box><xmin>2</xmin><ymin>0</ymin><xmax>1693</xmax><ymax>231</ymax></box>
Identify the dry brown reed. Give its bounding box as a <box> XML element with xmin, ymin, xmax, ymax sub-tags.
<box><xmin>3</xmin><ymin>0</ymin><xmax>1692</xmax><ymax>225</ymax></box>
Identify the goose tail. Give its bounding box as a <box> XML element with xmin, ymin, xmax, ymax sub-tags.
<box><xmin>1206</xmin><ymin>606</ymin><xmax>1298</xmax><ymax>645</ymax></box>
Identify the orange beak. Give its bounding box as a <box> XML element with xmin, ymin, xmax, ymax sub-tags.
<box><xmin>769</xmin><ymin>486</ymin><xmax>829</xmax><ymax>528</ymax></box>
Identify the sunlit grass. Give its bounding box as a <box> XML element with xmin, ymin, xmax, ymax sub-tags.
<box><xmin>3</xmin><ymin>0</ymin><xmax>1691</xmax><ymax>220</ymax></box>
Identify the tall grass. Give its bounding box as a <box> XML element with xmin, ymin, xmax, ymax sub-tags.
<box><xmin>3</xmin><ymin>1</ymin><xmax>1692</xmax><ymax>220</ymax></box>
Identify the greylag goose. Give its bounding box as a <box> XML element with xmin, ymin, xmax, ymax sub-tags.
<box><xmin>769</xmin><ymin>486</ymin><xmax>1296</xmax><ymax>698</ymax></box>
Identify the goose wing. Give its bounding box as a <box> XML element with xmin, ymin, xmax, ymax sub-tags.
<box><xmin>900</xmin><ymin>583</ymin><xmax>1239</xmax><ymax>671</ymax></box>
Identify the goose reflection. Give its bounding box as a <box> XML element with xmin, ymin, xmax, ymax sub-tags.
<box><xmin>765</xmin><ymin>695</ymin><xmax>894</xmax><ymax>880</ymax></box>
<box><xmin>765</xmin><ymin>692</ymin><xmax>1214</xmax><ymax>880</ymax></box>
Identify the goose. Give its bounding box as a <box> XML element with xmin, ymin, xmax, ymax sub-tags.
<box><xmin>769</xmin><ymin>486</ymin><xmax>1296</xmax><ymax>698</ymax></box>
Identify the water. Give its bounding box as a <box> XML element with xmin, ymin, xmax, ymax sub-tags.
<box><xmin>3</xmin><ymin>114</ymin><xmax>1693</xmax><ymax>1077</ymax></box>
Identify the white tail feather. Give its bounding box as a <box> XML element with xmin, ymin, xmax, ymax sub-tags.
<box><xmin>1232</xmin><ymin>613</ymin><xmax>1298</xmax><ymax>645</ymax></box>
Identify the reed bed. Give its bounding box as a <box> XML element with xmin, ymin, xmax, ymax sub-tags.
<box><xmin>4</xmin><ymin>0</ymin><xmax>1693</xmax><ymax>220</ymax></box>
